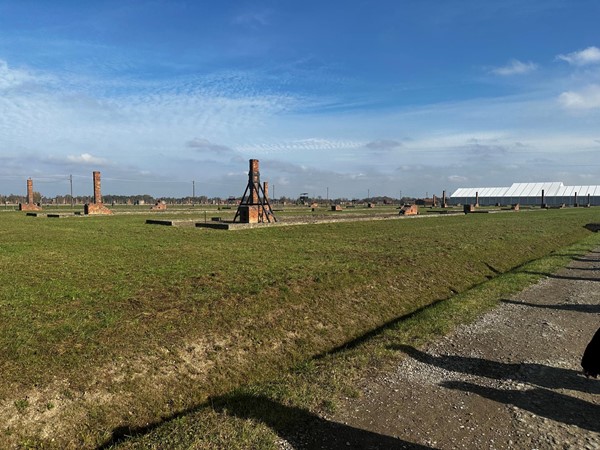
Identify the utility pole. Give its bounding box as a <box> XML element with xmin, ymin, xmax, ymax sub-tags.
<box><xmin>69</xmin><ymin>174</ymin><xmax>73</xmax><ymax>208</ymax></box>
<box><xmin>192</xmin><ymin>180</ymin><xmax>195</xmax><ymax>199</ymax></box>
<box><xmin>368</xmin><ymin>189</ymin><xmax>370</xmax><ymax>201</ymax></box>
<box><xmin>327</xmin><ymin>187</ymin><xmax>329</xmax><ymax>201</ymax></box>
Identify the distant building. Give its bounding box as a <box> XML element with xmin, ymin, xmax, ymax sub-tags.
<box><xmin>415</xmin><ymin>197</ymin><xmax>435</xmax><ymax>207</ymax></box>
<box><xmin>451</xmin><ymin>182</ymin><xmax>600</xmax><ymax>206</ymax></box>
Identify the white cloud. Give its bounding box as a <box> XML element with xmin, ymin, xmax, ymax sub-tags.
<box><xmin>556</xmin><ymin>46</ymin><xmax>600</xmax><ymax>66</ymax></box>
<box><xmin>491</xmin><ymin>59</ymin><xmax>537</xmax><ymax>76</ymax></box>
<box><xmin>448</xmin><ymin>175</ymin><xmax>468</xmax><ymax>183</ymax></box>
<box><xmin>558</xmin><ymin>85</ymin><xmax>600</xmax><ymax>110</ymax></box>
<box><xmin>66</xmin><ymin>153</ymin><xmax>109</xmax><ymax>166</ymax></box>
<box><xmin>0</xmin><ymin>60</ymin><xmax>38</xmax><ymax>90</ymax></box>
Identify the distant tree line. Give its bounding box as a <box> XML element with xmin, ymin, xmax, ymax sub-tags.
<box><xmin>0</xmin><ymin>193</ymin><xmax>417</xmax><ymax>206</ymax></box>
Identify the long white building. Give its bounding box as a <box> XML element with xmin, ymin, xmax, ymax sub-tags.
<box><xmin>450</xmin><ymin>182</ymin><xmax>600</xmax><ymax>206</ymax></box>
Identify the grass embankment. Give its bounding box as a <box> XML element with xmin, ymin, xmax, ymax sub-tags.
<box><xmin>110</xmin><ymin>231</ymin><xmax>600</xmax><ymax>450</ymax></box>
<box><xmin>0</xmin><ymin>208</ymin><xmax>598</xmax><ymax>448</ymax></box>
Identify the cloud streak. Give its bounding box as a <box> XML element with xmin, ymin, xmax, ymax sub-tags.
<box><xmin>490</xmin><ymin>59</ymin><xmax>537</xmax><ymax>76</ymax></box>
<box><xmin>186</xmin><ymin>138</ymin><xmax>234</xmax><ymax>154</ymax></box>
<box><xmin>556</xmin><ymin>46</ymin><xmax>600</xmax><ymax>66</ymax></box>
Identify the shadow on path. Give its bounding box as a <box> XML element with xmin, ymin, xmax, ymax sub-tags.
<box><xmin>443</xmin><ymin>381</ymin><xmax>600</xmax><ymax>433</ymax></box>
<box><xmin>521</xmin><ymin>271</ymin><xmax>600</xmax><ymax>282</ymax></box>
<box><xmin>211</xmin><ymin>393</ymin><xmax>435</xmax><ymax>450</ymax></box>
<box><xmin>390</xmin><ymin>345</ymin><xmax>600</xmax><ymax>395</ymax></box>
<box><xmin>99</xmin><ymin>392</ymin><xmax>434</xmax><ymax>450</ymax></box>
<box><xmin>501</xmin><ymin>299</ymin><xmax>600</xmax><ymax>314</ymax></box>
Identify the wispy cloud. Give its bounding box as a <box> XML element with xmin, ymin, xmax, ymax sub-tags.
<box><xmin>239</xmin><ymin>138</ymin><xmax>364</xmax><ymax>154</ymax></box>
<box><xmin>490</xmin><ymin>59</ymin><xmax>537</xmax><ymax>76</ymax></box>
<box><xmin>65</xmin><ymin>153</ymin><xmax>110</xmax><ymax>166</ymax></box>
<box><xmin>558</xmin><ymin>84</ymin><xmax>600</xmax><ymax>110</ymax></box>
<box><xmin>448</xmin><ymin>175</ymin><xmax>468</xmax><ymax>183</ymax></box>
<box><xmin>232</xmin><ymin>10</ymin><xmax>272</xmax><ymax>28</ymax></box>
<box><xmin>0</xmin><ymin>60</ymin><xmax>41</xmax><ymax>90</ymax></box>
<box><xmin>365</xmin><ymin>139</ymin><xmax>402</xmax><ymax>151</ymax></box>
<box><xmin>186</xmin><ymin>138</ymin><xmax>234</xmax><ymax>154</ymax></box>
<box><xmin>556</xmin><ymin>46</ymin><xmax>600</xmax><ymax>66</ymax></box>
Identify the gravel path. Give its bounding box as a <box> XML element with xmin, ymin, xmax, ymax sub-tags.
<box><xmin>310</xmin><ymin>249</ymin><xmax>600</xmax><ymax>449</ymax></box>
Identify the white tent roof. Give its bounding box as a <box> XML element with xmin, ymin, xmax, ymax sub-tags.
<box><xmin>450</xmin><ymin>182</ymin><xmax>600</xmax><ymax>198</ymax></box>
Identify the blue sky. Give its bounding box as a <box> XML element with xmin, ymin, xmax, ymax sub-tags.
<box><xmin>1</xmin><ymin>0</ymin><xmax>599</xmax><ymax>199</ymax></box>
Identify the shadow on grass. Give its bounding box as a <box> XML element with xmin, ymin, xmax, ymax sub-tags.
<box><xmin>98</xmin><ymin>393</ymin><xmax>432</xmax><ymax>450</ymax></box>
<box><xmin>584</xmin><ymin>223</ymin><xmax>600</xmax><ymax>233</ymax></box>
<box><xmin>312</xmin><ymin>297</ymin><xmax>449</xmax><ymax>360</ymax></box>
<box><xmin>443</xmin><ymin>381</ymin><xmax>600</xmax><ymax>433</ymax></box>
<box><xmin>313</xmin><ymin>251</ymin><xmax>572</xmax><ymax>361</ymax></box>
<box><xmin>390</xmin><ymin>345</ymin><xmax>599</xmax><ymax>395</ymax></box>
<box><xmin>502</xmin><ymin>298</ymin><xmax>600</xmax><ymax>314</ymax></box>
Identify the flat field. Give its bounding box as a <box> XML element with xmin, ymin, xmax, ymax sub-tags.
<box><xmin>0</xmin><ymin>207</ymin><xmax>599</xmax><ymax>448</ymax></box>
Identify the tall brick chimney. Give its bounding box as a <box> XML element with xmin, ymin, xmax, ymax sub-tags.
<box><xmin>249</xmin><ymin>159</ymin><xmax>260</xmax><ymax>204</ymax></box>
<box><xmin>27</xmin><ymin>178</ymin><xmax>35</xmax><ymax>205</ymax></box>
<box><xmin>19</xmin><ymin>178</ymin><xmax>42</xmax><ymax>211</ymax></box>
<box><xmin>93</xmin><ymin>171</ymin><xmax>102</xmax><ymax>204</ymax></box>
<box><xmin>84</xmin><ymin>171</ymin><xmax>112</xmax><ymax>215</ymax></box>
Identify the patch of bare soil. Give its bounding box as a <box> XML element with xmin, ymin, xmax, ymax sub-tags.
<box><xmin>304</xmin><ymin>249</ymin><xmax>600</xmax><ymax>449</ymax></box>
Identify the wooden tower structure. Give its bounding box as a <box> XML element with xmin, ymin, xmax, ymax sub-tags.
<box><xmin>234</xmin><ymin>159</ymin><xmax>276</xmax><ymax>223</ymax></box>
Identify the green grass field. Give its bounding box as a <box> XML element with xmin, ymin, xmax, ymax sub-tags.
<box><xmin>1</xmin><ymin>207</ymin><xmax>599</xmax><ymax>448</ymax></box>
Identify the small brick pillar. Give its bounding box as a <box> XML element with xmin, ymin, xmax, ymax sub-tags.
<box><xmin>442</xmin><ymin>190</ymin><xmax>447</xmax><ymax>208</ymax></box>
<box><xmin>432</xmin><ymin>194</ymin><xmax>437</xmax><ymax>207</ymax></box>
<box><xmin>84</xmin><ymin>171</ymin><xmax>112</xmax><ymax>215</ymax></box>
<box><xmin>19</xmin><ymin>178</ymin><xmax>42</xmax><ymax>211</ymax></box>
<box><xmin>574</xmin><ymin>192</ymin><xmax>578</xmax><ymax>207</ymax></box>
<box><xmin>475</xmin><ymin>191</ymin><xmax>479</xmax><ymax>208</ymax></box>
<box><xmin>464</xmin><ymin>204</ymin><xmax>475</xmax><ymax>213</ymax></box>
<box><xmin>263</xmin><ymin>181</ymin><xmax>269</xmax><ymax>201</ymax></box>
<box><xmin>399</xmin><ymin>204</ymin><xmax>418</xmax><ymax>215</ymax></box>
<box><xmin>151</xmin><ymin>200</ymin><xmax>167</xmax><ymax>211</ymax></box>
<box><xmin>588</xmin><ymin>193</ymin><xmax>591</xmax><ymax>207</ymax></box>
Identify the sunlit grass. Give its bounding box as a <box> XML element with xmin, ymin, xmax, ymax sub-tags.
<box><xmin>1</xmin><ymin>207</ymin><xmax>598</xmax><ymax>447</ymax></box>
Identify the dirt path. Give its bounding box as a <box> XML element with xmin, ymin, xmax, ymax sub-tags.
<box><xmin>317</xmin><ymin>249</ymin><xmax>600</xmax><ymax>449</ymax></box>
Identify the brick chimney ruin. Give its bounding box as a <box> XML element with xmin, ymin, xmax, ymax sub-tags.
<box><xmin>19</xmin><ymin>178</ymin><xmax>42</xmax><ymax>211</ymax></box>
<box><xmin>84</xmin><ymin>171</ymin><xmax>113</xmax><ymax>215</ymax></box>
